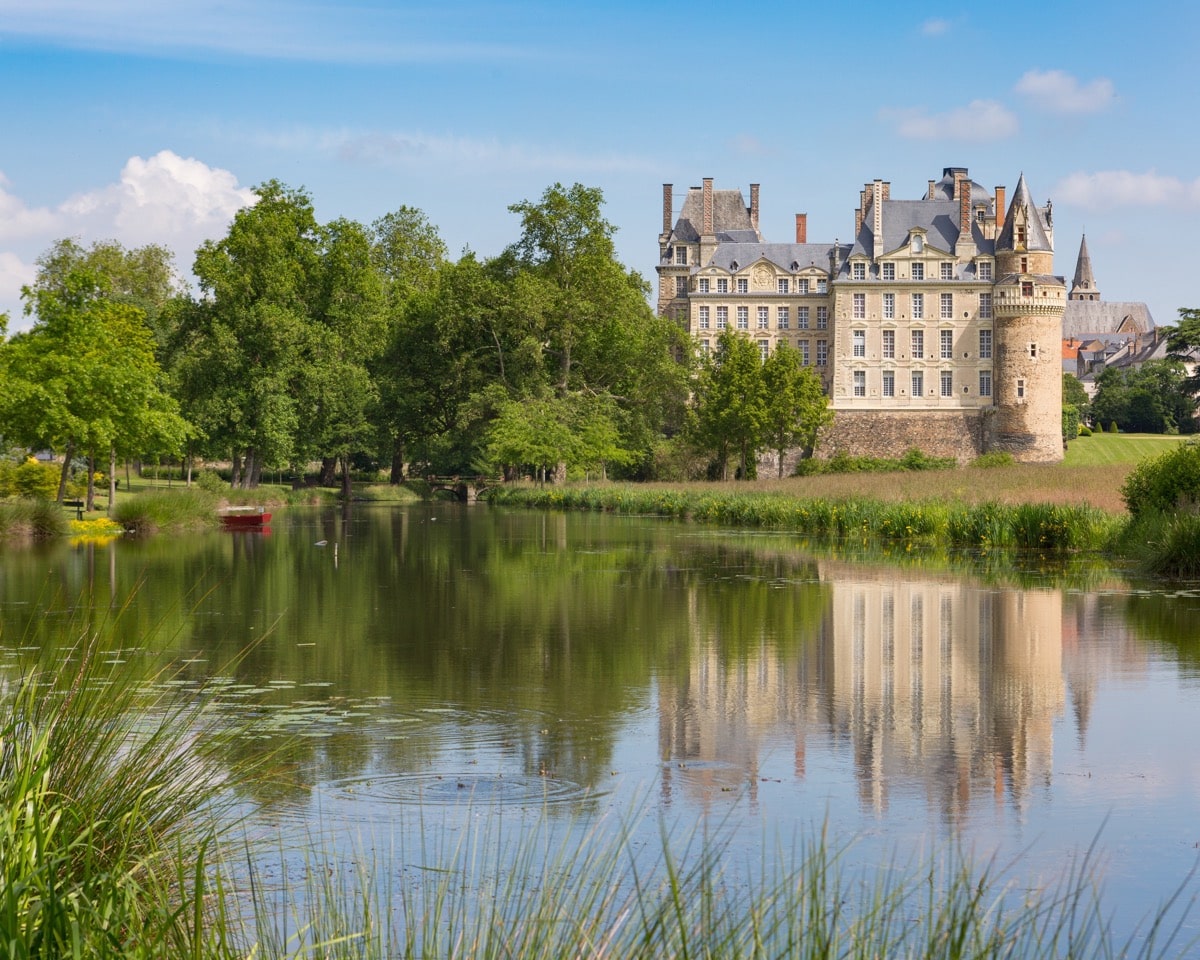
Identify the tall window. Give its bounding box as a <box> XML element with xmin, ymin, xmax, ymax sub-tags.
<box><xmin>911</xmin><ymin>329</ymin><xmax>924</xmax><ymax>357</ymax></box>
<box><xmin>911</xmin><ymin>293</ymin><xmax>924</xmax><ymax>319</ymax></box>
<box><xmin>940</xmin><ymin>262</ymin><xmax>954</xmax><ymax>280</ymax></box>
<box><xmin>816</xmin><ymin>340</ymin><xmax>828</xmax><ymax>366</ymax></box>
<box><xmin>799</xmin><ymin>340</ymin><xmax>810</xmax><ymax>365</ymax></box>
<box><xmin>757</xmin><ymin>306</ymin><xmax>769</xmax><ymax>329</ymax></box>
<box><xmin>977</xmin><ymin>261</ymin><xmax>992</xmax><ymax>281</ymax></box>
<box><xmin>675</xmin><ymin>247</ymin><xmax>687</xmax><ymax>265</ymax></box>
<box><xmin>816</xmin><ymin>279</ymin><xmax>828</xmax><ymax>293</ymax></box>
<box><xmin>798</xmin><ymin>279</ymin><xmax>809</xmax><ymax>295</ymax></box>
<box><xmin>798</xmin><ymin>306</ymin><xmax>810</xmax><ymax>329</ymax></box>
<box><xmin>852</xmin><ymin>261</ymin><xmax>866</xmax><ymax>280</ymax></box>
<box><xmin>940</xmin><ymin>370</ymin><xmax>953</xmax><ymax>397</ymax></box>
<box><xmin>716</xmin><ymin>278</ymin><xmax>728</xmax><ymax>293</ymax></box>
<box><xmin>882</xmin><ymin>262</ymin><xmax>895</xmax><ymax>281</ymax></box>
<box><xmin>777</xmin><ymin>306</ymin><xmax>790</xmax><ymax>329</ymax></box>
<box><xmin>716</xmin><ymin>306</ymin><xmax>728</xmax><ymax>330</ymax></box>
<box><xmin>853</xmin><ymin>329</ymin><xmax>866</xmax><ymax>357</ymax></box>
<box><xmin>698</xmin><ymin>306</ymin><xmax>709</xmax><ymax>330</ymax></box>
<box><xmin>777</xmin><ymin>278</ymin><xmax>789</xmax><ymax>294</ymax></box>
<box><xmin>698</xmin><ymin>278</ymin><xmax>710</xmax><ymax>294</ymax></box>
<box><xmin>853</xmin><ymin>370</ymin><xmax>866</xmax><ymax>396</ymax></box>
<box><xmin>940</xmin><ymin>329</ymin><xmax>953</xmax><ymax>359</ymax></box>
<box><xmin>736</xmin><ymin>278</ymin><xmax>748</xmax><ymax>293</ymax></box>
<box><xmin>911</xmin><ymin>262</ymin><xmax>925</xmax><ymax>281</ymax></box>
<box><xmin>979</xmin><ymin>370</ymin><xmax>992</xmax><ymax>397</ymax></box>
<box><xmin>882</xmin><ymin>329</ymin><xmax>895</xmax><ymax>359</ymax></box>
<box><xmin>1016</xmin><ymin>378</ymin><xmax>1026</xmax><ymax>399</ymax></box>
<box><xmin>736</xmin><ymin>306</ymin><xmax>748</xmax><ymax>329</ymax></box>
<box><xmin>816</xmin><ymin>306</ymin><xmax>829</xmax><ymax>329</ymax></box>
<box><xmin>853</xmin><ymin>293</ymin><xmax>865</xmax><ymax>319</ymax></box>
<box><xmin>675</xmin><ymin>276</ymin><xmax>687</xmax><ymax>295</ymax></box>
<box><xmin>940</xmin><ymin>293</ymin><xmax>953</xmax><ymax>319</ymax></box>
<box><xmin>911</xmin><ymin>371</ymin><xmax>924</xmax><ymax>397</ymax></box>
<box><xmin>699</xmin><ymin>339</ymin><xmax>710</xmax><ymax>355</ymax></box>
<box><xmin>979</xmin><ymin>292</ymin><xmax>993</xmax><ymax>319</ymax></box>
<box><xmin>979</xmin><ymin>329</ymin><xmax>992</xmax><ymax>358</ymax></box>
<box><xmin>883</xmin><ymin>293</ymin><xmax>895</xmax><ymax>319</ymax></box>
<box><xmin>882</xmin><ymin>370</ymin><xmax>895</xmax><ymax>397</ymax></box>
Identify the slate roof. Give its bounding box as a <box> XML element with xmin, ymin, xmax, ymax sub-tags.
<box><xmin>995</xmin><ymin>174</ymin><xmax>1053</xmax><ymax>252</ymax></box>
<box><xmin>1062</xmin><ymin>301</ymin><xmax>1154</xmax><ymax>339</ymax></box>
<box><xmin>670</xmin><ymin>187</ymin><xmax>758</xmax><ymax>243</ymax></box>
<box><xmin>706</xmin><ymin>242</ymin><xmax>848</xmax><ymax>273</ymax></box>
<box><xmin>929</xmin><ymin>168</ymin><xmax>994</xmax><ymax>206</ymax></box>
<box><xmin>848</xmin><ymin>199</ymin><xmax>995</xmax><ymax>264</ymax></box>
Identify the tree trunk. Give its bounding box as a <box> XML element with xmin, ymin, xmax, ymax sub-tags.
<box><xmin>108</xmin><ymin>447</ymin><xmax>117</xmax><ymax>516</ymax></box>
<box><xmin>320</xmin><ymin>457</ymin><xmax>338</xmax><ymax>487</ymax></box>
<box><xmin>389</xmin><ymin>438</ymin><xmax>405</xmax><ymax>485</ymax></box>
<box><xmin>340</xmin><ymin>455</ymin><xmax>353</xmax><ymax>500</ymax></box>
<box><xmin>86</xmin><ymin>451</ymin><xmax>96</xmax><ymax>512</ymax></box>
<box><xmin>56</xmin><ymin>441</ymin><xmax>74</xmax><ymax>504</ymax></box>
<box><xmin>231</xmin><ymin>452</ymin><xmax>242</xmax><ymax>489</ymax></box>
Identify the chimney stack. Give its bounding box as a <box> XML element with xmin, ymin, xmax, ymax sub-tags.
<box><xmin>662</xmin><ymin>184</ymin><xmax>672</xmax><ymax>235</ymax></box>
<box><xmin>855</xmin><ymin>207</ymin><xmax>862</xmax><ymax>237</ymax></box>
<box><xmin>702</xmin><ymin>178</ymin><xmax>714</xmax><ymax>235</ymax></box>
<box><xmin>928</xmin><ymin>179</ymin><xmax>936</xmax><ymax>200</ymax></box>
<box><xmin>795</xmin><ymin>213</ymin><xmax>807</xmax><ymax>243</ymax></box>
<box><xmin>995</xmin><ymin>185</ymin><xmax>1006</xmax><ymax>233</ymax></box>
<box><xmin>749</xmin><ymin>183</ymin><xmax>760</xmax><ymax>233</ymax></box>
<box><xmin>955</xmin><ymin>179</ymin><xmax>976</xmax><ymax>259</ymax></box>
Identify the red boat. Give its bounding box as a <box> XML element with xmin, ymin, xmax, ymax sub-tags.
<box><xmin>219</xmin><ymin>507</ymin><xmax>272</xmax><ymax>529</ymax></box>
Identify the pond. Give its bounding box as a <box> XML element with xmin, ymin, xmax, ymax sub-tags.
<box><xmin>3</xmin><ymin>502</ymin><xmax>1199</xmax><ymax>944</ymax></box>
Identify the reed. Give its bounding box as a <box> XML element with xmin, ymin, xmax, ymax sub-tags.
<box><xmin>0</xmin><ymin>497</ymin><xmax>68</xmax><ymax>540</ymax></box>
<box><xmin>112</xmin><ymin>487</ymin><xmax>219</xmax><ymax>534</ymax></box>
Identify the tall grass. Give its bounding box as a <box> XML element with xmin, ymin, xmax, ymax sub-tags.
<box><xmin>487</xmin><ymin>484</ymin><xmax>1119</xmax><ymax>554</ymax></box>
<box><xmin>0</xmin><ymin>498</ymin><xmax>68</xmax><ymax>540</ymax></box>
<box><xmin>112</xmin><ymin>488</ymin><xmax>219</xmax><ymax>534</ymax></box>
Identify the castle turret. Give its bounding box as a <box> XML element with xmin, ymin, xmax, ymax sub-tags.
<box><xmin>990</xmin><ymin>174</ymin><xmax>1065</xmax><ymax>463</ymax></box>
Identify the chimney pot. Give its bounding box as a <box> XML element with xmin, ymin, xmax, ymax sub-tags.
<box><xmin>795</xmin><ymin>213</ymin><xmax>807</xmax><ymax>243</ymax></box>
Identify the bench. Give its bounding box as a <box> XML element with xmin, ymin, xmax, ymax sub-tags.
<box><xmin>63</xmin><ymin>499</ymin><xmax>84</xmax><ymax>520</ymax></box>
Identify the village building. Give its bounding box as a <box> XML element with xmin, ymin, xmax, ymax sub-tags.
<box><xmin>657</xmin><ymin>168</ymin><xmax>1066</xmax><ymax>467</ymax></box>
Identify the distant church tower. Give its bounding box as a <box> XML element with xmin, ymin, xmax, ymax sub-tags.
<box><xmin>1069</xmin><ymin>234</ymin><xmax>1100</xmax><ymax>301</ymax></box>
<box><xmin>990</xmin><ymin>174</ymin><xmax>1065</xmax><ymax>463</ymax></box>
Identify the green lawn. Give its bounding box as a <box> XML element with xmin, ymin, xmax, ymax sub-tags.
<box><xmin>1063</xmin><ymin>432</ymin><xmax>1190</xmax><ymax>467</ymax></box>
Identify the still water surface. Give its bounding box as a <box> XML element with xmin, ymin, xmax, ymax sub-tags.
<box><xmin>3</xmin><ymin>503</ymin><xmax>1200</xmax><ymax>938</ymax></box>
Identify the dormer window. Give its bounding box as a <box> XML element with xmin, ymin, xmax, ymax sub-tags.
<box><xmin>852</xmin><ymin>261</ymin><xmax>866</xmax><ymax>280</ymax></box>
<box><xmin>912</xmin><ymin>235</ymin><xmax>924</xmax><ymax>253</ymax></box>
<box><xmin>675</xmin><ymin>247</ymin><xmax>688</xmax><ymax>265</ymax></box>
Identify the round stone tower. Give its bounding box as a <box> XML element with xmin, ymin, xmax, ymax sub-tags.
<box><xmin>990</xmin><ymin>174</ymin><xmax>1065</xmax><ymax>463</ymax></box>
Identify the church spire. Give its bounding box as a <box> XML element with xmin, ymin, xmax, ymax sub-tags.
<box><xmin>1069</xmin><ymin>233</ymin><xmax>1100</xmax><ymax>301</ymax></box>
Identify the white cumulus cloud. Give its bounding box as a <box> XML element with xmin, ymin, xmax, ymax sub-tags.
<box><xmin>1053</xmin><ymin>169</ymin><xmax>1200</xmax><ymax>209</ymax></box>
<box><xmin>1014</xmin><ymin>69</ymin><xmax>1115</xmax><ymax>114</ymax></box>
<box><xmin>0</xmin><ymin>151</ymin><xmax>253</xmax><ymax>330</ymax></box>
<box><xmin>884</xmin><ymin>100</ymin><xmax>1019</xmax><ymax>142</ymax></box>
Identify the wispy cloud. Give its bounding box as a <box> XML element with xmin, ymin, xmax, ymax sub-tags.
<box><xmin>1054</xmin><ymin>169</ymin><xmax>1200</xmax><ymax>209</ymax></box>
<box><xmin>1014</xmin><ymin>69</ymin><xmax>1115</xmax><ymax>114</ymax></box>
<box><xmin>883</xmin><ymin>100</ymin><xmax>1018</xmax><ymax>141</ymax></box>
<box><xmin>0</xmin><ymin>0</ymin><xmax>532</xmax><ymax>63</ymax></box>
<box><xmin>727</xmin><ymin>134</ymin><xmax>772</xmax><ymax>157</ymax></box>
<box><xmin>921</xmin><ymin>17</ymin><xmax>950</xmax><ymax>36</ymax></box>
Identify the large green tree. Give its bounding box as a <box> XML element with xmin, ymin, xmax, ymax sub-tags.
<box><xmin>692</xmin><ymin>332</ymin><xmax>768</xmax><ymax>480</ymax></box>
<box><xmin>761</xmin><ymin>342</ymin><xmax>833</xmax><ymax>478</ymax></box>
<box><xmin>1091</xmin><ymin>359</ymin><xmax>1197</xmax><ymax>434</ymax></box>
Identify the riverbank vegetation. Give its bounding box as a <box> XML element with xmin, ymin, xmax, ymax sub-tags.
<box><xmin>1</xmin><ymin>618</ymin><xmax>1196</xmax><ymax>958</ymax></box>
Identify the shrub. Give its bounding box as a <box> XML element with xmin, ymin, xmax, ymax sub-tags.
<box><xmin>12</xmin><ymin>458</ymin><xmax>59</xmax><ymax>500</ymax></box>
<box><xmin>1108</xmin><ymin>421</ymin><xmax>1119</xmax><ymax>434</ymax></box>
<box><xmin>972</xmin><ymin>451</ymin><xmax>1015</xmax><ymax>469</ymax></box>
<box><xmin>1079</xmin><ymin>425</ymin><xmax>1093</xmax><ymax>437</ymax></box>
<box><xmin>1120</xmin><ymin>441</ymin><xmax>1200</xmax><ymax>517</ymax></box>
<box><xmin>195</xmin><ymin>469</ymin><xmax>228</xmax><ymax>494</ymax></box>
<box><xmin>1063</xmin><ymin>405</ymin><xmax>1081</xmax><ymax>441</ymax></box>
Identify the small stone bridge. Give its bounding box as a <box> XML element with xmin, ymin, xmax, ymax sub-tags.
<box><xmin>426</xmin><ymin>476</ymin><xmax>502</xmax><ymax>502</ymax></box>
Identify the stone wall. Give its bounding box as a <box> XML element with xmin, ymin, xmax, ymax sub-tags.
<box><xmin>760</xmin><ymin>409</ymin><xmax>990</xmax><ymax>477</ymax></box>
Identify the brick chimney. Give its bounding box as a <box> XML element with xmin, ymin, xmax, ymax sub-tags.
<box><xmin>855</xmin><ymin>207</ymin><xmax>862</xmax><ymax>237</ymax></box>
<box><xmin>953</xmin><ymin>170</ymin><xmax>965</xmax><ymax>201</ymax></box>
<box><xmin>662</xmin><ymin>184</ymin><xmax>672</xmax><ymax>235</ymax></box>
<box><xmin>928</xmin><ymin>179</ymin><xmax>936</xmax><ymax>200</ymax></box>
<box><xmin>702</xmin><ymin>178</ymin><xmax>714</xmax><ymax>235</ymax></box>
<box><xmin>994</xmin><ymin>185</ymin><xmax>1006</xmax><ymax>233</ymax></box>
<box><xmin>955</xmin><ymin>179</ymin><xmax>976</xmax><ymax>258</ymax></box>
<box><xmin>795</xmin><ymin>213</ymin><xmax>807</xmax><ymax>243</ymax></box>
<box><xmin>749</xmin><ymin>183</ymin><xmax>760</xmax><ymax>233</ymax></box>
<box><xmin>881</xmin><ymin>182</ymin><xmax>891</xmax><ymax>201</ymax></box>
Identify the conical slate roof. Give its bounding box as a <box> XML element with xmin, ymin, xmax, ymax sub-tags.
<box><xmin>1071</xmin><ymin>234</ymin><xmax>1098</xmax><ymax>297</ymax></box>
<box><xmin>995</xmin><ymin>173</ymin><xmax>1052</xmax><ymax>252</ymax></box>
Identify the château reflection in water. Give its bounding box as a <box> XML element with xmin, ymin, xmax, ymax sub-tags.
<box><xmin>657</xmin><ymin>566</ymin><xmax>1072</xmax><ymax>824</ymax></box>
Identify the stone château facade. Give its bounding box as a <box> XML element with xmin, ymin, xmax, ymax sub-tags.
<box><xmin>656</xmin><ymin>168</ymin><xmax>1065</xmax><ymax>465</ymax></box>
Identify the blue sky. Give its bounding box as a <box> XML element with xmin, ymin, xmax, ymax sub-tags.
<box><xmin>1</xmin><ymin>1</ymin><xmax>1197</xmax><ymax>332</ymax></box>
